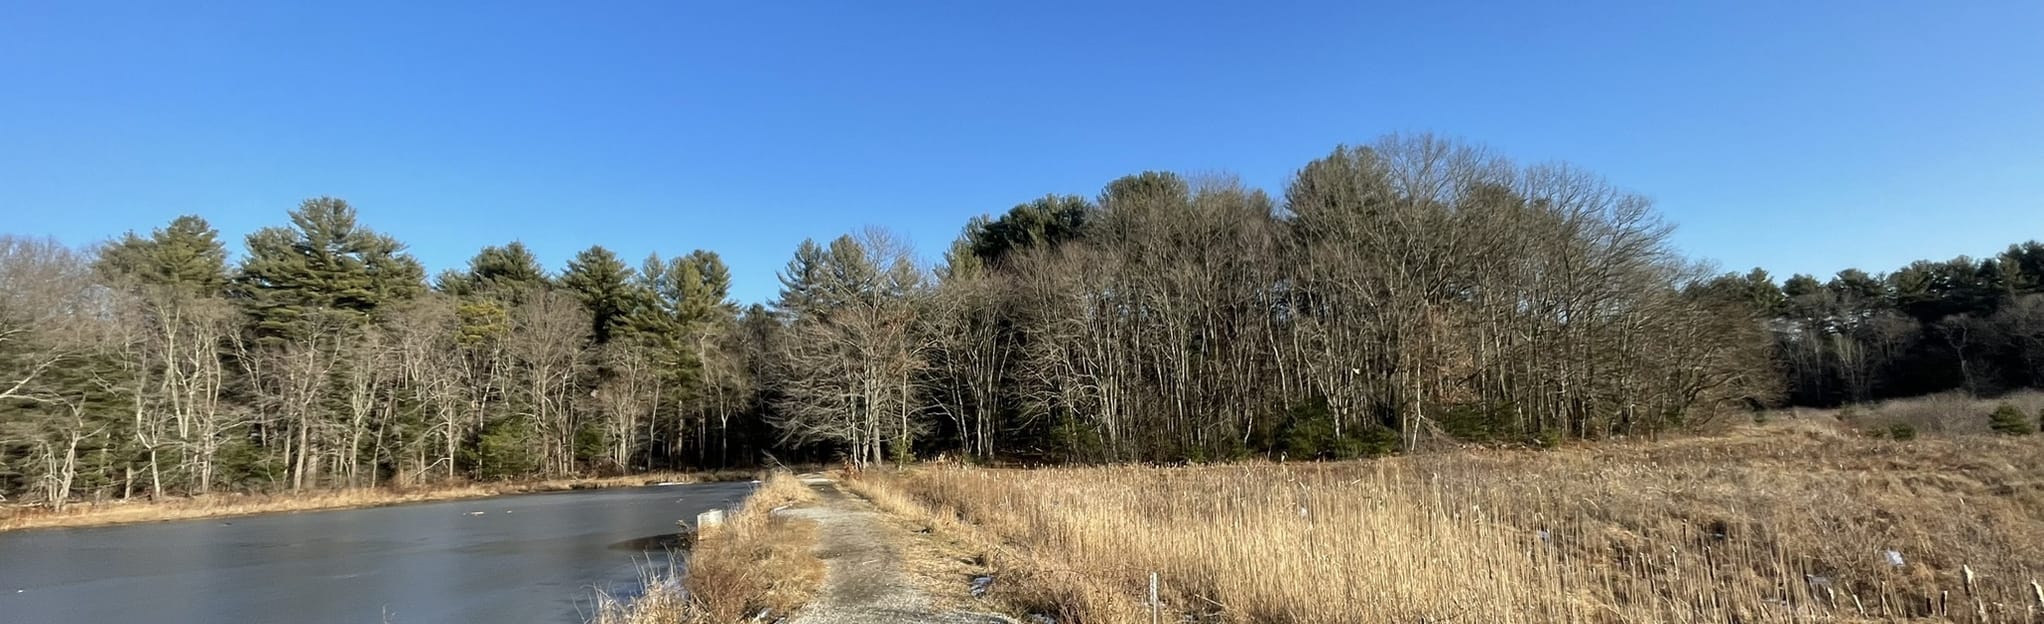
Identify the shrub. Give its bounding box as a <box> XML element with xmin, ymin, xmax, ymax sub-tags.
<box><xmin>1338</xmin><ymin>425</ymin><xmax>1402</xmax><ymax>459</ymax></box>
<box><xmin>1048</xmin><ymin>411</ymin><xmax>1105</xmax><ymax>462</ymax></box>
<box><xmin>1436</xmin><ymin>403</ymin><xmax>1498</xmax><ymax>441</ymax></box>
<box><xmin>1275</xmin><ymin>396</ymin><xmax>1336</xmax><ymax>459</ymax></box>
<box><xmin>1888</xmin><ymin>423</ymin><xmax>1917</xmax><ymax>441</ymax></box>
<box><xmin>1989</xmin><ymin>403</ymin><xmax>2034</xmax><ymax>436</ymax></box>
<box><xmin>469</xmin><ymin>417</ymin><xmax>541</xmax><ymax>479</ymax></box>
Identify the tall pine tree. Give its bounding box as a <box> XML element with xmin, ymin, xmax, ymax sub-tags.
<box><xmin>235</xmin><ymin>198</ymin><xmax>426</xmax><ymax>339</ymax></box>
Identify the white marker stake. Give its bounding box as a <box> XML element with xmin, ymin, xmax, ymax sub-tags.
<box><xmin>1149</xmin><ymin>572</ymin><xmax>1159</xmax><ymax>624</ymax></box>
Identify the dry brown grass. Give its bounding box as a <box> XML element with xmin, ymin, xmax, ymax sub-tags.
<box><xmin>1765</xmin><ymin>390</ymin><xmax>2044</xmax><ymax>437</ymax></box>
<box><xmin>594</xmin><ymin>472</ymin><xmax>826</xmax><ymax>624</ymax></box>
<box><xmin>849</xmin><ymin>426</ymin><xmax>2044</xmax><ymax>623</ymax></box>
<box><xmin>0</xmin><ymin>470</ymin><xmax>754</xmax><ymax>532</ymax></box>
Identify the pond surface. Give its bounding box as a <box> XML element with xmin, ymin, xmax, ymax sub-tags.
<box><xmin>0</xmin><ymin>482</ymin><xmax>752</xmax><ymax>623</ymax></box>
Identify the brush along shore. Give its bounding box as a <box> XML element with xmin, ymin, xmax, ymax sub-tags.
<box><xmin>594</xmin><ymin>472</ymin><xmax>826</xmax><ymax>624</ymax></box>
<box><xmin>0</xmin><ymin>470</ymin><xmax>756</xmax><ymax>532</ymax></box>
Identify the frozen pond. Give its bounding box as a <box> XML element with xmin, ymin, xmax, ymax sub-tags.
<box><xmin>0</xmin><ymin>482</ymin><xmax>752</xmax><ymax>623</ymax></box>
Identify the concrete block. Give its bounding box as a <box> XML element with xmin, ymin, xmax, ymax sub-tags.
<box><xmin>696</xmin><ymin>508</ymin><xmax>726</xmax><ymax>529</ymax></box>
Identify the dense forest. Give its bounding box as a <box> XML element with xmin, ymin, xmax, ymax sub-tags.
<box><xmin>2</xmin><ymin>134</ymin><xmax>2038</xmax><ymax>505</ymax></box>
<box><xmin>1714</xmin><ymin>251</ymin><xmax>2044</xmax><ymax>406</ymax></box>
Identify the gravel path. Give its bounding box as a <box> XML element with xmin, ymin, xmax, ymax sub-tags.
<box><xmin>783</xmin><ymin>480</ymin><xmax>1014</xmax><ymax>624</ymax></box>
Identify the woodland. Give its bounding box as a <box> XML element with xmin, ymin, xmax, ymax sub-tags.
<box><xmin>4</xmin><ymin>134</ymin><xmax>2041</xmax><ymax>505</ymax></box>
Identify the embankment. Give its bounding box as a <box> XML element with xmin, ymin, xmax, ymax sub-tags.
<box><xmin>595</xmin><ymin>472</ymin><xmax>825</xmax><ymax>624</ymax></box>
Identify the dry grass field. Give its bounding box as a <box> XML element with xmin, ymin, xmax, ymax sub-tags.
<box><xmin>849</xmin><ymin>421</ymin><xmax>2044</xmax><ymax>623</ymax></box>
<box><xmin>1773</xmin><ymin>390</ymin><xmax>2044</xmax><ymax>439</ymax></box>
<box><xmin>595</xmin><ymin>471</ymin><xmax>825</xmax><ymax>624</ymax></box>
<box><xmin>0</xmin><ymin>470</ymin><xmax>753</xmax><ymax>532</ymax></box>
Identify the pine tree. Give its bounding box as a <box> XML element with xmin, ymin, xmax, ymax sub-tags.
<box><xmin>625</xmin><ymin>250</ymin><xmax>737</xmax><ymax>382</ymax></box>
<box><xmin>969</xmin><ymin>194</ymin><xmax>1092</xmax><ymax>264</ymax></box>
<box><xmin>442</xmin><ymin>242</ymin><xmax>548</xmax><ymax>303</ymax></box>
<box><xmin>560</xmin><ymin>246</ymin><xmax>637</xmax><ymax>345</ymax></box>
<box><xmin>96</xmin><ymin>215</ymin><xmax>229</xmax><ymax>295</ymax></box>
<box><xmin>92</xmin><ymin>216</ymin><xmax>237</xmax><ymax>496</ymax></box>
<box><xmin>627</xmin><ymin>253</ymin><xmax>687</xmax><ymax>359</ymax></box>
<box><xmin>681</xmin><ymin>250</ymin><xmax>736</xmax><ymax>323</ymax></box>
<box><xmin>776</xmin><ymin>239</ymin><xmax>829</xmax><ymax>317</ymax></box>
<box><xmin>235</xmin><ymin>197</ymin><xmax>425</xmax><ymax>339</ymax></box>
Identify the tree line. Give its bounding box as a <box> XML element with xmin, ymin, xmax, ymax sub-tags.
<box><xmin>768</xmin><ymin>135</ymin><xmax>1775</xmax><ymax>466</ymax></box>
<box><xmin>1</xmin><ymin>200</ymin><xmax>769</xmax><ymax>507</ymax></box>
<box><xmin>1702</xmin><ymin>244</ymin><xmax>2044</xmax><ymax>406</ymax></box>
<box><xmin>2</xmin><ymin>133</ymin><xmax>2029</xmax><ymax>505</ymax></box>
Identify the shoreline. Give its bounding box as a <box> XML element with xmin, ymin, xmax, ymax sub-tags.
<box><xmin>0</xmin><ymin>470</ymin><xmax>756</xmax><ymax>533</ymax></box>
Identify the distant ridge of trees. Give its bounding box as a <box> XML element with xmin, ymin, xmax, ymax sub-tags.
<box><xmin>1</xmin><ymin>133</ymin><xmax>2036</xmax><ymax>505</ymax></box>
<box><xmin>1703</xmin><ymin>243</ymin><xmax>2044</xmax><ymax>406</ymax></box>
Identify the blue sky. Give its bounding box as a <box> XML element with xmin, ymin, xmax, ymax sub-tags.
<box><xmin>4</xmin><ymin>1</ymin><xmax>2040</xmax><ymax>303</ymax></box>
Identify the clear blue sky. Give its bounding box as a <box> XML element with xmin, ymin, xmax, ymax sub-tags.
<box><xmin>4</xmin><ymin>1</ymin><xmax>2040</xmax><ymax>303</ymax></box>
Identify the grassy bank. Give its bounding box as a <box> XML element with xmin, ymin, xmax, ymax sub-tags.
<box><xmin>595</xmin><ymin>471</ymin><xmax>825</xmax><ymax>624</ymax></box>
<box><xmin>849</xmin><ymin>423</ymin><xmax>2044</xmax><ymax>623</ymax></box>
<box><xmin>0</xmin><ymin>470</ymin><xmax>754</xmax><ymax>532</ymax></box>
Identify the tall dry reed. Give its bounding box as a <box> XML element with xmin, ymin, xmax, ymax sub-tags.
<box><xmin>854</xmin><ymin>427</ymin><xmax>2044</xmax><ymax>623</ymax></box>
<box><xmin>594</xmin><ymin>472</ymin><xmax>825</xmax><ymax>624</ymax></box>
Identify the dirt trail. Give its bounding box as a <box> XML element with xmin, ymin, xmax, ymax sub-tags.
<box><xmin>783</xmin><ymin>478</ymin><xmax>1014</xmax><ymax>624</ymax></box>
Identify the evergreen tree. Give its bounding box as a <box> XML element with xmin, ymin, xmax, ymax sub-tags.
<box><xmin>969</xmin><ymin>194</ymin><xmax>1092</xmax><ymax>264</ymax></box>
<box><xmin>1739</xmin><ymin>268</ymin><xmax>1786</xmax><ymax>317</ymax></box>
<box><xmin>1974</xmin><ymin>258</ymin><xmax>2016</xmax><ymax>311</ymax></box>
<box><xmin>776</xmin><ymin>239</ymin><xmax>829</xmax><ymax>316</ymax></box>
<box><xmin>1826</xmin><ymin>269</ymin><xmax>1886</xmax><ymax>306</ymax></box>
<box><xmin>560</xmin><ymin>245</ymin><xmax>637</xmax><ymax>345</ymax></box>
<box><xmin>442</xmin><ymin>242</ymin><xmax>549</xmax><ymax>303</ymax></box>
<box><xmin>1988</xmin><ymin>403</ymin><xmax>2033</xmax><ymax>435</ymax></box>
<box><xmin>628</xmin><ymin>253</ymin><xmax>688</xmax><ymax>359</ymax></box>
<box><xmin>2002</xmin><ymin>242</ymin><xmax>2044</xmax><ymax>294</ymax></box>
<box><xmin>235</xmin><ymin>197</ymin><xmax>425</xmax><ymax>338</ymax></box>
<box><xmin>95</xmin><ymin>215</ymin><xmax>229</xmax><ymax>295</ymax></box>
<box><xmin>1781</xmin><ymin>273</ymin><xmax>1828</xmax><ymax>324</ymax></box>
<box><xmin>822</xmin><ymin>235</ymin><xmax>879</xmax><ymax>310</ymax></box>
<box><xmin>678</xmin><ymin>250</ymin><xmax>737</xmax><ymax>326</ymax></box>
